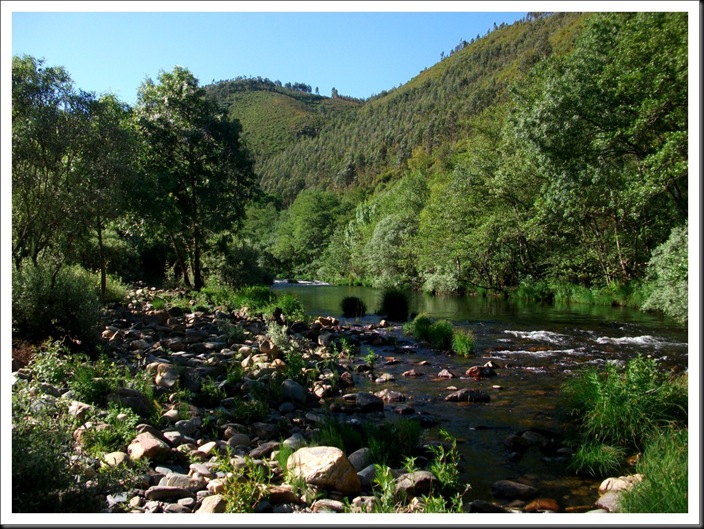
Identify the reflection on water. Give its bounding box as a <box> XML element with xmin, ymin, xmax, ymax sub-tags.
<box><xmin>273</xmin><ymin>282</ymin><xmax>689</xmax><ymax>510</ymax></box>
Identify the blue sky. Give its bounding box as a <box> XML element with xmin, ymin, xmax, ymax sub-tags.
<box><xmin>10</xmin><ymin>7</ymin><xmax>529</xmax><ymax>104</ymax></box>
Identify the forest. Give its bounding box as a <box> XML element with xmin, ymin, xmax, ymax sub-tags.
<box><xmin>12</xmin><ymin>11</ymin><xmax>689</xmax><ymax>353</ymax></box>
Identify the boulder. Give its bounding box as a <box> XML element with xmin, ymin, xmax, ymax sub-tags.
<box><xmin>491</xmin><ymin>479</ymin><xmax>538</xmax><ymax>500</ymax></box>
<box><xmin>287</xmin><ymin>446</ymin><xmax>361</xmax><ymax>495</ymax></box>
<box><xmin>444</xmin><ymin>388</ymin><xmax>491</xmax><ymax>403</ymax></box>
<box><xmin>281</xmin><ymin>378</ymin><xmax>307</xmax><ymax>405</ymax></box>
<box><xmin>395</xmin><ymin>470</ymin><xmax>438</xmax><ymax>498</ymax></box>
<box><xmin>196</xmin><ymin>494</ymin><xmax>227</xmax><ymax>513</ymax></box>
<box><xmin>128</xmin><ymin>432</ymin><xmax>171</xmax><ymax>462</ymax></box>
<box><xmin>107</xmin><ymin>387</ymin><xmax>152</xmax><ymax>416</ymax></box>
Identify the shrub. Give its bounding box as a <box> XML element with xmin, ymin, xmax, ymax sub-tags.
<box><xmin>12</xmin><ymin>261</ymin><xmax>102</xmax><ymax>345</ymax></box>
<box><xmin>340</xmin><ymin>296</ymin><xmax>367</xmax><ymax>318</ymax></box>
<box><xmin>641</xmin><ymin>222</ymin><xmax>688</xmax><ymax>324</ymax></box>
<box><xmin>404</xmin><ymin>313</ymin><xmax>433</xmax><ymax>341</ymax></box>
<box><xmin>428</xmin><ymin>320</ymin><xmax>454</xmax><ymax>350</ymax></box>
<box><xmin>377</xmin><ymin>287</ymin><xmax>410</xmax><ymax>322</ymax></box>
<box><xmin>452</xmin><ymin>329</ymin><xmax>475</xmax><ymax>356</ymax></box>
<box><xmin>272</xmin><ymin>293</ymin><xmax>306</xmax><ymax>323</ymax></box>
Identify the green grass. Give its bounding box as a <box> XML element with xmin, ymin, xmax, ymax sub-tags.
<box><xmin>427</xmin><ymin>320</ymin><xmax>454</xmax><ymax>350</ymax></box>
<box><xmin>562</xmin><ymin>355</ymin><xmax>688</xmax><ymax>477</ymax></box>
<box><xmin>618</xmin><ymin>427</ymin><xmax>688</xmax><ymax>513</ymax></box>
<box><xmin>451</xmin><ymin>329</ymin><xmax>475</xmax><ymax>356</ymax></box>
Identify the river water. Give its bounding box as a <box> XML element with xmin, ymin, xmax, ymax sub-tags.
<box><xmin>272</xmin><ymin>282</ymin><xmax>689</xmax><ymax>511</ymax></box>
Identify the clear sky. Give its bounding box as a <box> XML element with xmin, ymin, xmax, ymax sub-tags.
<box><xmin>9</xmin><ymin>4</ymin><xmax>530</xmax><ymax>105</ymax></box>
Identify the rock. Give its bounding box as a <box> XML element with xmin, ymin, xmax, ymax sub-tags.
<box><xmin>155</xmin><ymin>363</ymin><xmax>180</xmax><ymax>388</ymax></box>
<box><xmin>598</xmin><ymin>474</ymin><xmax>644</xmax><ymax>494</ymax></box>
<box><xmin>102</xmin><ymin>451</ymin><xmax>129</xmax><ymax>467</ymax></box>
<box><xmin>144</xmin><ymin>485</ymin><xmax>195</xmax><ymax>501</ymax></box>
<box><xmin>268</xmin><ymin>484</ymin><xmax>299</xmax><ymax>505</ymax></box>
<box><xmin>158</xmin><ymin>472</ymin><xmax>204</xmax><ymax>491</ymax></box>
<box><xmin>312</xmin><ymin>498</ymin><xmax>346</xmax><ymax>512</ymax></box>
<box><xmin>259</xmin><ymin>339</ymin><xmax>279</xmax><ymax>359</ymax></box>
<box><xmin>196</xmin><ymin>494</ymin><xmax>227</xmax><ymax>513</ymax></box>
<box><xmin>281</xmin><ymin>378</ymin><xmax>307</xmax><ymax>405</ymax></box>
<box><xmin>357</xmin><ymin>464</ymin><xmax>377</xmax><ymax>488</ymax></box>
<box><xmin>283</xmin><ymin>433</ymin><xmax>308</xmax><ymax>451</ymax></box>
<box><xmin>524</xmin><ymin>497</ymin><xmax>560</xmax><ymax>512</ymax></box>
<box><xmin>491</xmin><ymin>480</ymin><xmax>538</xmax><ymax>500</ymax></box>
<box><xmin>348</xmin><ymin>447</ymin><xmax>371</xmax><ymax>472</ymax></box>
<box><xmin>465</xmin><ymin>365</ymin><xmax>497</xmax><ymax>378</ymax></box>
<box><xmin>374</xmin><ymin>388</ymin><xmax>406</xmax><ymax>402</ymax></box>
<box><xmin>437</xmin><ymin>369</ymin><xmax>457</xmax><ymax>378</ymax></box>
<box><xmin>189</xmin><ymin>463</ymin><xmax>216</xmax><ymax>479</ymax></box>
<box><xmin>128</xmin><ymin>432</ymin><xmax>171</xmax><ymax>462</ymax></box>
<box><xmin>343</xmin><ymin>392</ymin><xmax>384</xmax><ymax>413</ymax></box>
<box><xmin>374</xmin><ymin>373</ymin><xmax>395</xmax><ymax>383</ymax></box>
<box><xmin>402</xmin><ymin>369</ymin><xmax>423</xmax><ymax>377</ymax></box>
<box><xmin>107</xmin><ymin>387</ymin><xmax>152</xmax><ymax>416</ymax></box>
<box><xmin>226</xmin><ymin>433</ymin><xmax>251</xmax><ymax>448</ymax></box>
<box><xmin>395</xmin><ymin>470</ymin><xmax>438</xmax><ymax>498</ymax></box>
<box><xmin>349</xmin><ymin>495</ymin><xmax>377</xmax><ymax>513</ymax></box>
<box><xmin>595</xmin><ymin>491</ymin><xmax>622</xmax><ymax>512</ymax></box>
<box><xmin>68</xmin><ymin>401</ymin><xmax>92</xmax><ymax>422</ymax></box>
<box><xmin>163</xmin><ymin>503</ymin><xmax>192</xmax><ymax>513</ymax></box>
<box><xmin>468</xmin><ymin>499</ymin><xmax>511</xmax><ymax>513</ymax></box>
<box><xmin>444</xmin><ymin>388</ymin><xmax>491</xmax><ymax>403</ymax></box>
<box><xmin>287</xmin><ymin>446</ymin><xmax>361</xmax><ymax>495</ymax></box>
<box><xmin>249</xmin><ymin>441</ymin><xmax>280</xmax><ymax>459</ymax></box>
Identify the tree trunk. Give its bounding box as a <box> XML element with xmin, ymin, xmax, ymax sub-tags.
<box><xmin>97</xmin><ymin>216</ymin><xmax>107</xmax><ymax>300</ymax></box>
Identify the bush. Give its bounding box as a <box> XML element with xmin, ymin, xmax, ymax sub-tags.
<box><xmin>404</xmin><ymin>313</ymin><xmax>433</xmax><ymax>341</ymax></box>
<box><xmin>205</xmin><ymin>238</ymin><xmax>275</xmax><ymax>290</ymax></box>
<box><xmin>377</xmin><ymin>287</ymin><xmax>410</xmax><ymax>322</ymax></box>
<box><xmin>428</xmin><ymin>320</ymin><xmax>454</xmax><ymax>350</ymax></box>
<box><xmin>452</xmin><ymin>329</ymin><xmax>475</xmax><ymax>356</ymax></box>
<box><xmin>273</xmin><ymin>293</ymin><xmax>306</xmax><ymax>323</ymax></box>
<box><xmin>12</xmin><ymin>261</ymin><xmax>102</xmax><ymax>345</ymax></box>
<box><xmin>641</xmin><ymin>223</ymin><xmax>688</xmax><ymax>324</ymax></box>
<box><xmin>340</xmin><ymin>296</ymin><xmax>367</xmax><ymax>318</ymax></box>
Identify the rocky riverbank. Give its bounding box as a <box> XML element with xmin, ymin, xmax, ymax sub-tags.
<box><xmin>11</xmin><ymin>286</ymin><xmax>635</xmax><ymax>514</ymax></box>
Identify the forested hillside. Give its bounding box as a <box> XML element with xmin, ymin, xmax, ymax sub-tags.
<box><xmin>12</xmin><ymin>11</ymin><xmax>689</xmax><ymax>354</ymax></box>
<box><xmin>238</xmin><ymin>11</ymin><xmax>687</xmax><ymax>327</ymax></box>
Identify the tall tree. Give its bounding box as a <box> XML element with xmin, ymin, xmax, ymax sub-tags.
<box><xmin>13</xmin><ymin>56</ymin><xmax>82</xmax><ymax>271</ymax></box>
<box><xmin>134</xmin><ymin>66</ymin><xmax>255</xmax><ymax>289</ymax></box>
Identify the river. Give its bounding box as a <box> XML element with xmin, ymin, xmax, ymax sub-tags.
<box><xmin>272</xmin><ymin>281</ymin><xmax>689</xmax><ymax>511</ymax></box>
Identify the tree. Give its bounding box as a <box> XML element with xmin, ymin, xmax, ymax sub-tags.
<box><xmin>134</xmin><ymin>66</ymin><xmax>255</xmax><ymax>289</ymax></box>
<box><xmin>511</xmin><ymin>12</ymin><xmax>687</xmax><ymax>286</ymax></box>
<box><xmin>12</xmin><ymin>55</ymin><xmax>91</xmax><ymax>274</ymax></box>
<box><xmin>73</xmin><ymin>94</ymin><xmax>138</xmax><ymax>297</ymax></box>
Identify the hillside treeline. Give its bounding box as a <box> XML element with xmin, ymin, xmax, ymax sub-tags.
<box><xmin>12</xmin><ymin>11</ymin><xmax>688</xmax><ymax>351</ymax></box>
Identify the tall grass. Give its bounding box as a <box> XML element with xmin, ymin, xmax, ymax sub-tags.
<box><xmin>618</xmin><ymin>427</ymin><xmax>688</xmax><ymax>513</ymax></box>
<box><xmin>562</xmin><ymin>355</ymin><xmax>688</xmax><ymax>477</ymax></box>
<box><xmin>377</xmin><ymin>287</ymin><xmax>410</xmax><ymax>322</ymax></box>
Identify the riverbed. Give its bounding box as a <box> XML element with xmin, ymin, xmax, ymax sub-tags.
<box><xmin>273</xmin><ymin>282</ymin><xmax>689</xmax><ymax>511</ymax></box>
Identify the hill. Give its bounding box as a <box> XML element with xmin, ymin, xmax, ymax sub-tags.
<box><xmin>210</xmin><ymin>12</ymin><xmax>586</xmax><ymax>203</ymax></box>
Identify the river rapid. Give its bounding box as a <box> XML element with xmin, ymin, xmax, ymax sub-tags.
<box><xmin>273</xmin><ymin>282</ymin><xmax>689</xmax><ymax>511</ymax></box>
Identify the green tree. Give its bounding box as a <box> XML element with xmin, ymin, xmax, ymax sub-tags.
<box><xmin>12</xmin><ymin>55</ymin><xmax>91</xmax><ymax>273</ymax></box>
<box><xmin>73</xmin><ymin>94</ymin><xmax>138</xmax><ymax>297</ymax></box>
<box><xmin>512</xmin><ymin>13</ymin><xmax>687</xmax><ymax>286</ymax></box>
<box><xmin>134</xmin><ymin>66</ymin><xmax>255</xmax><ymax>289</ymax></box>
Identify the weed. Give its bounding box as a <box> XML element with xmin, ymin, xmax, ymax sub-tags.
<box><xmin>451</xmin><ymin>328</ymin><xmax>475</xmax><ymax>356</ymax></box>
<box><xmin>377</xmin><ymin>287</ymin><xmax>410</xmax><ymax>322</ymax></box>
<box><xmin>427</xmin><ymin>429</ymin><xmax>462</xmax><ymax>494</ymax></box>
<box><xmin>341</xmin><ymin>296</ymin><xmax>367</xmax><ymax>318</ymax></box>
<box><xmin>428</xmin><ymin>320</ymin><xmax>454</xmax><ymax>350</ymax></box>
